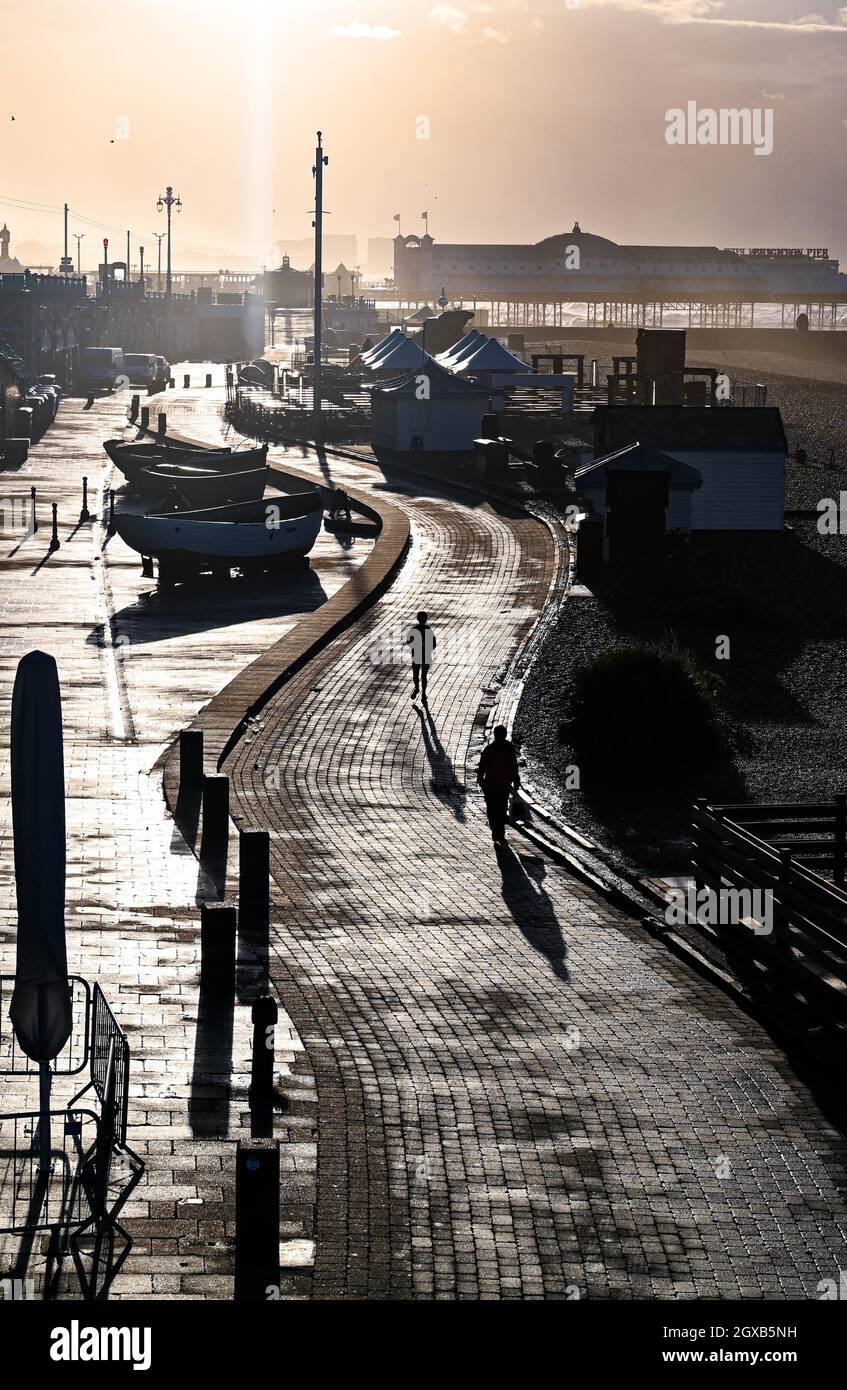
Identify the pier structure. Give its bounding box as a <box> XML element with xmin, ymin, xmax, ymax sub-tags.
<box><xmin>387</xmin><ymin>225</ymin><xmax>847</xmax><ymax>331</ymax></box>
<box><xmin>372</xmin><ymin>286</ymin><xmax>847</xmax><ymax>331</ymax></box>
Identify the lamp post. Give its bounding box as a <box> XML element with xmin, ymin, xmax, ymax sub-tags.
<box><xmin>139</xmin><ymin>245</ymin><xmax>145</xmax><ymax>288</ymax></box>
<box><xmin>59</xmin><ymin>203</ymin><xmax>73</xmax><ymax>274</ymax></box>
<box><xmin>152</xmin><ymin>231</ymin><xmax>165</xmax><ymax>293</ymax></box>
<box><xmin>311</xmin><ymin>131</ymin><xmax>328</xmax><ymax>430</ymax></box>
<box><xmin>156</xmin><ymin>186</ymin><xmax>181</xmax><ymax>299</ymax></box>
<box><xmin>102</xmin><ymin>237</ymin><xmax>109</xmax><ymax>294</ymax></box>
<box><xmin>126</xmin><ymin>229</ymin><xmax>130</xmax><ymax>287</ymax></box>
<box><xmin>73</xmin><ymin>233</ymin><xmax>85</xmax><ymax>275</ymax></box>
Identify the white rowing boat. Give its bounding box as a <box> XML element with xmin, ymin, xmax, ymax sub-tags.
<box><xmin>114</xmin><ymin>490</ymin><xmax>324</xmax><ymax>578</ymax></box>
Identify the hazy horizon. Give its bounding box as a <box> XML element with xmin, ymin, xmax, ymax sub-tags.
<box><xmin>2</xmin><ymin>0</ymin><xmax>846</xmax><ymax>271</ymax></box>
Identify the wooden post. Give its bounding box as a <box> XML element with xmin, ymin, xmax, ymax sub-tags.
<box><xmin>250</xmin><ymin>993</ymin><xmax>278</xmax><ymax>1136</ymax></box>
<box><xmin>179</xmin><ymin>728</ymin><xmax>204</xmax><ymax>790</ymax></box>
<box><xmin>157</xmin><ymin>411</ymin><xmax>167</xmax><ymax>437</ymax></box>
<box><xmin>140</xmin><ymin>405</ymin><xmax>150</xmax><ymax>429</ymax></box>
<box><xmin>183</xmin><ymin>373</ymin><xmax>190</xmax><ymax>388</ymax></box>
<box><xmin>107</xmin><ymin>489</ymin><xmax>116</xmax><ymax>535</ymax></box>
<box><xmin>692</xmin><ymin>797</ymin><xmax>709</xmax><ymax>899</ymax></box>
<box><xmin>201</xmin><ymin>773</ymin><xmax>229</xmax><ymax>850</ymax></box>
<box><xmin>205</xmin><ymin>372</ymin><xmax>212</xmax><ymax>388</ymax></box>
<box><xmin>834</xmin><ymin>794</ymin><xmax>846</xmax><ymax>887</ymax></box>
<box><xmin>234</xmin><ymin>1138</ymin><xmax>280</xmax><ymax>1301</ymax></box>
<box><xmin>239</xmin><ymin>829</ymin><xmax>270</xmax><ymax>934</ymax></box>
<box><xmin>199</xmin><ymin>902</ymin><xmax>236</xmax><ymax>996</ymax></box>
<box><xmin>129</xmin><ymin>393</ymin><xmax>140</xmax><ymax>421</ymax></box>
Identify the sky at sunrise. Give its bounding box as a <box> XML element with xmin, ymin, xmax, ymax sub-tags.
<box><xmin>1</xmin><ymin>0</ymin><xmax>845</xmax><ymax>271</ymax></box>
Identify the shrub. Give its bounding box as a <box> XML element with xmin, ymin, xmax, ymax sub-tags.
<box><xmin>559</xmin><ymin>642</ymin><xmax>721</xmax><ymax>780</ymax></box>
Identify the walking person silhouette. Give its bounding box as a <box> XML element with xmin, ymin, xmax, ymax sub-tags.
<box><xmin>476</xmin><ymin>725</ymin><xmax>520</xmax><ymax>846</ymax></box>
<box><xmin>406</xmin><ymin>610</ymin><xmax>436</xmax><ymax>704</ymax></box>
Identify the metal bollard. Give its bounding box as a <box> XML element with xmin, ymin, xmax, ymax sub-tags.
<box><xmin>179</xmin><ymin>728</ymin><xmax>204</xmax><ymax>790</ymax></box>
<box><xmin>205</xmin><ymin>372</ymin><xmax>212</xmax><ymax>388</ymax></box>
<box><xmin>30</xmin><ymin>485</ymin><xmax>37</xmax><ymax>534</ymax></box>
<box><xmin>129</xmin><ymin>393</ymin><xmax>139</xmax><ymax>421</ymax></box>
<box><xmin>107</xmin><ymin>489</ymin><xmax>116</xmax><ymax>535</ymax></box>
<box><xmin>199</xmin><ymin>901</ymin><xmax>236</xmax><ymax>996</ymax></box>
<box><xmin>234</xmin><ymin>1138</ymin><xmax>280</xmax><ymax>1301</ymax></box>
<box><xmin>49</xmin><ymin>502</ymin><xmax>60</xmax><ymax>552</ymax></box>
<box><xmin>79</xmin><ymin>476</ymin><xmax>90</xmax><ymax>523</ymax></box>
<box><xmin>183</xmin><ymin>374</ymin><xmax>190</xmax><ymax>389</ymax></box>
<box><xmin>140</xmin><ymin>404</ymin><xmax>150</xmax><ymax>429</ymax></box>
<box><xmin>157</xmin><ymin>411</ymin><xmax>167</xmax><ymax>437</ymax></box>
<box><xmin>201</xmin><ymin>772</ymin><xmax>229</xmax><ymax>849</ymax></box>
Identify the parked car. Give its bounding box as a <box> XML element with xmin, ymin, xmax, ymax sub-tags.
<box><xmin>123</xmin><ymin>353</ymin><xmax>170</xmax><ymax>390</ymax></box>
<box><xmin>78</xmin><ymin>346</ymin><xmax>125</xmax><ymax>391</ymax></box>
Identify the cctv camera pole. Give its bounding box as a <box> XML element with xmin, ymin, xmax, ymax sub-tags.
<box><xmin>312</xmin><ymin>131</ymin><xmax>328</xmax><ymax>432</ymax></box>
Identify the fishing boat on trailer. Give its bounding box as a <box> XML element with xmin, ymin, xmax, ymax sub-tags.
<box><xmin>136</xmin><ymin>460</ymin><xmax>270</xmax><ymax>508</ymax></box>
<box><xmin>114</xmin><ymin>488</ymin><xmax>324</xmax><ymax>579</ymax></box>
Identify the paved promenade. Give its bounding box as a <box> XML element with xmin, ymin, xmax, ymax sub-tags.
<box><xmin>1</xmin><ymin>379</ymin><xmax>845</xmax><ymax>1300</ymax></box>
<box><xmin>164</xmin><ymin>390</ymin><xmax>847</xmax><ymax>1300</ymax></box>
<box><xmin>0</xmin><ymin>385</ymin><xmax>370</xmax><ymax>1297</ymax></box>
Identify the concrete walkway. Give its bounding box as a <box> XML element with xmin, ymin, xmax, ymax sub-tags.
<box><xmin>162</xmin><ymin>390</ymin><xmax>847</xmax><ymax>1301</ymax></box>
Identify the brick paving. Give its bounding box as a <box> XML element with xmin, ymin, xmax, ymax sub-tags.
<box><xmin>164</xmin><ymin>391</ymin><xmax>847</xmax><ymax>1300</ymax></box>
<box><xmin>2</xmin><ymin>381</ymin><xmax>846</xmax><ymax>1301</ymax></box>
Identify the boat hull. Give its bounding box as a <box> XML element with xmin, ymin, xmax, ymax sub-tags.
<box><xmin>114</xmin><ymin>496</ymin><xmax>323</xmax><ymax>576</ymax></box>
<box><xmin>136</xmin><ymin>464</ymin><xmax>269</xmax><ymax>508</ymax></box>
<box><xmin>103</xmin><ymin>437</ymin><xmax>242</xmax><ymax>485</ymax></box>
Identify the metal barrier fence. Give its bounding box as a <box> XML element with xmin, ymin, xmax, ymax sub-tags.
<box><xmin>0</xmin><ymin>978</ymin><xmax>143</xmax><ymax>1293</ymax></box>
<box><xmin>87</xmin><ymin>985</ymin><xmax>130</xmax><ymax>1147</ymax></box>
<box><xmin>0</xmin><ymin>1107</ymin><xmax>100</xmax><ymax>1236</ymax></box>
<box><xmin>0</xmin><ymin>975</ymin><xmax>90</xmax><ymax>1076</ymax></box>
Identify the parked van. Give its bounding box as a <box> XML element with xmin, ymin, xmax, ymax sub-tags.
<box><xmin>123</xmin><ymin>353</ymin><xmax>170</xmax><ymax>389</ymax></box>
<box><xmin>79</xmin><ymin>346</ymin><xmax>124</xmax><ymax>391</ymax></box>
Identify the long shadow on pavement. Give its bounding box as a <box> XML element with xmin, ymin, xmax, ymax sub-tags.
<box><xmin>189</xmin><ymin>934</ymin><xmax>235</xmax><ymax>1138</ymax></box>
<box><xmin>496</xmin><ymin>843</ymin><xmax>569</xmax><ymax>981</ymax></box>
<box><xmin>415</xmin><ymin>705</ymin><xmax>467</xmax><ymax>822</ymax></box>
<box><xmin>97</xmin><ymin>568</ymin><xmax>327</xmax><ymax>645</ymax></box>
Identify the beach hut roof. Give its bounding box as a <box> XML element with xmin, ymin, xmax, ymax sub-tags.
<box><xmin>576</xmin><ymin>442</ymin><xmax>702</xmax><ymax>489</ymax></box>
<box><xmin>374</xmin><ymin>358</ymin><xmax>489</xmax><ymax>399</ymax></box>
<box><xmin>370</xmin><ymin>336</ymin><xmax>431</xmax><ymax>371</ymax></box>
<box><xmin>437</xmin><ymin>330</ymin><xmax>486</xmax><ymax>367</ymax></box>
<box><xmin>361</xmin><ymin>328</ymin><xmax>405</xmax><ymax>364</ymax></box>
<box><xmin>453</xmin><ymin>337</ymin><xmax>528</xmax><ymax>373</ymax></box>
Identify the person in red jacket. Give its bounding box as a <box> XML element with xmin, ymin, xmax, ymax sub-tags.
<box><xmin>476</xmin><ymin>725</ymin><xmax>520</xmax><ymax>845</ymax></box>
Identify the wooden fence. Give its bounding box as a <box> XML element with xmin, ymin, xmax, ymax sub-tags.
<box><xmin>690</xmin><ymin>799</ymin><xmax>847</xmax><ymax>1035</ymax></box>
